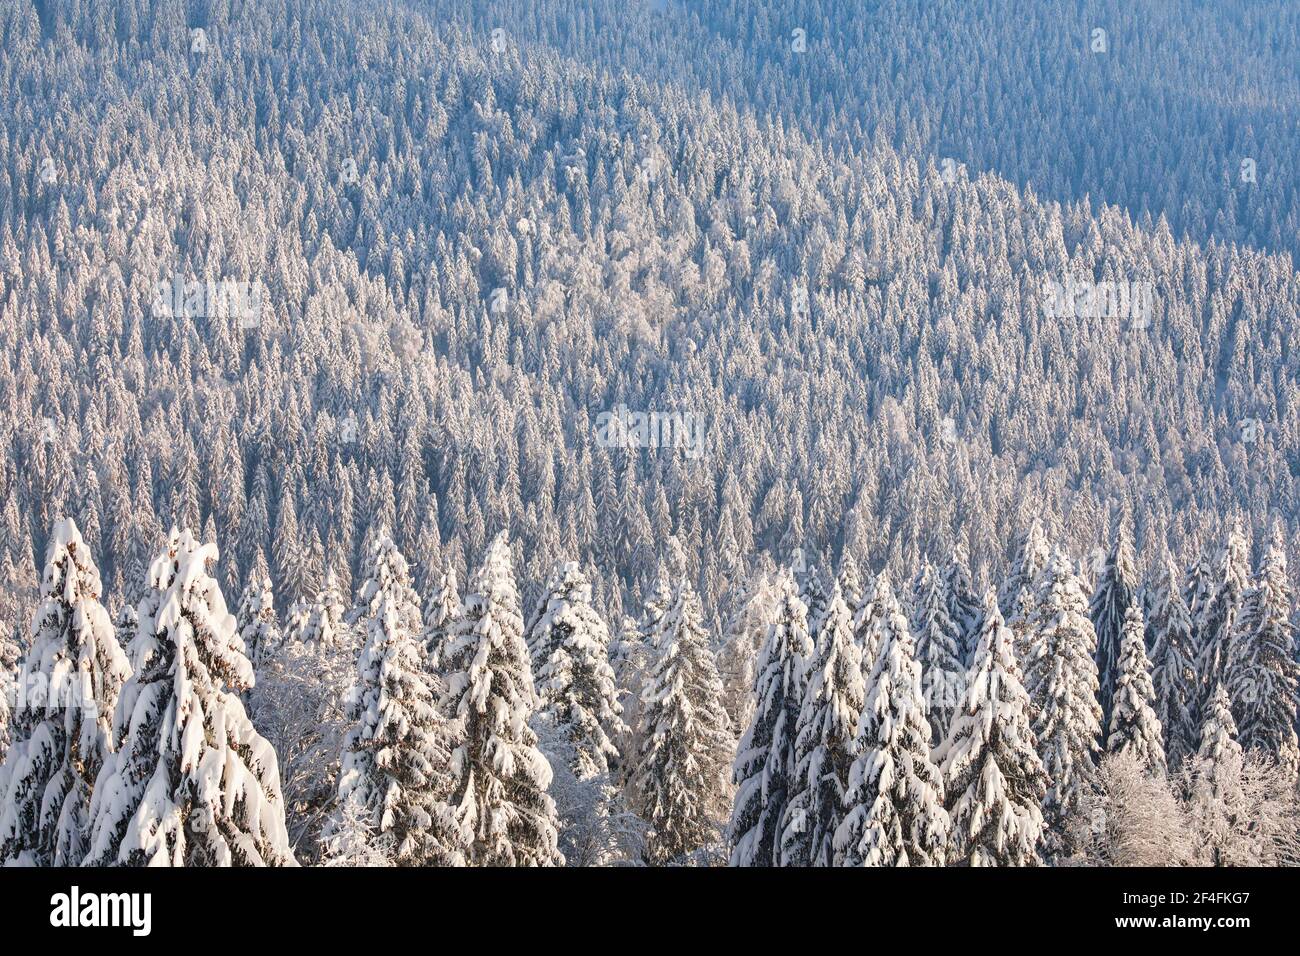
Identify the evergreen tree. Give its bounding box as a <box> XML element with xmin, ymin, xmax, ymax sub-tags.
<box><xmin>634</xmin><ymin>572</ymin><xmax>733</xmax><ymax>864</ymax></box>
<box><xmin>1148</xmin><ymin>547</ymin><xmax>1199</xmax><ymax>770</ymax></box>
<box><xmin>235</xmin><ymin>567</ymin><xmax>280</xmax><ymax>669</ymax></box>
<box><xmin>0</xmin><ymin>519</ymin><xmax>130</xmax><ymax>865</ymax></box>
<box><xmin>83</xmin><ymin>528</ymin><xmax>295</xmax><ymax>866</ymax></box>
<box><xmin>837</xmin><ymin>551</ymin><xmax>864</xmax><ymax>618</ymax></box>
<box><xmin>1025</xmin><ymin>551</ymin><xmax>1103</xmax><ymax>857</ymax></box>
<box><xmin>1186</xmin><ymin>684</ymin><xmax>1248</xmax><ymax>866</ymax></box>
<box><xmin>717</xmin><ymin>570</ymin><xmax>777</xmax><ymax>733</ymax></box>
<box><xmin>0</xmin><ymin>619</ymin><xmax>18</xmax><ymax>757</ymax></box>
<box><xmin>729</xmin><ymin>570</ymin><xmax>813</xmax><ymax>867</ymax></box>
<box><xmin>1089</xmin><ymin>522</ymin><xmax>1138</xmax><ymax>728</ymax></box>
<box><xmin>1000</xmin><ymin>519</ymin><xmax>1050</xmax><ymax>617</ymax></box>
<box><xmin>335</xmin><ymin>530</ymin><xmax>464</xmax><ymax>865</ymax></box>
<box><xmin>780</xmin><ymin>583</ymin><xmax>863</xmax><ymax>867</ymax></box>
<box><xmin>799</xmin><ymin>565</ymin><xmax>831</xmax><ymax>647</ymax></box>
<box><xmin>421</xmin><ymin>564</ymin><xmax>459</xmax><ymax>673</ymax></box>
<box><xmin>530</xmin><ymin>561</ymin><xmax>628</xmax><ymax>780</ymax></box>
<box><xmin>442</xmin><ymin>532</ymin><xmax>563</xmax><ymax>866</ymax></box>
<box><xmin>936</xmin><ymin>590</ymin><xmax>1047</xmax><ymax>866</ymax></box>
<box><xmin>943</xmin><ymin>546</ymin><xmax>982</xmax><ymax>666</ymax></box>
<box><xmin>1106</xmin><ymin>606</ymin><xmax>1166</xmax><ymax>776</ymax></box>
<box><xmin>1194</xmin><ymin>521</ymin><xmax>1250</xmax><ymax>721</ymax></box>
<box><xmin>1228</xmin><ymin>532</ymin><xmax>1300</xmax><ymax>777</ymax></box>
<box><xmin>910</xmin><ymin>558</ymin><xmax>964</xmax><ymax>744</ymax></box>
<box><xmin>302</xmin><ymin>569</ymin><xmax>349</xmax><ymax>647</ymax></box>
<box><xmin>836</xmin><ymin>576</ymin><xmax>947</xmax><ymax>866</ymax></box>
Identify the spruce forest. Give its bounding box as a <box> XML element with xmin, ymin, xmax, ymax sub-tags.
<box><xmin>0</xmin><ymin>0</ymin><xmax>1298</xmax><ymax>867</ymax></box>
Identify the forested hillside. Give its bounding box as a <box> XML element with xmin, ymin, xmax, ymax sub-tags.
<box><xmin>0</xmin><ymin>0</ymin><xmax>1297</xmax><ymax>867</ymax></box>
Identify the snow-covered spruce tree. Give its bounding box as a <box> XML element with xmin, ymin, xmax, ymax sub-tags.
<box><xmin>717</xmin><ymin>570</ymin><xmax>777</xmax><ymax>733</ymax></box>
<box><xmin>281</xmin><ymin>598</ymin><xmax>312</xmax><ymax>647</ymax></box>
<box><xmin>935</xmin><ymin>589</ymin><xmax>1047</xmax><ymax>866</ymax></box>
<box><xmin>943</xmin><ymin>546</ymin><xmax>982</xmax><ymax>666</ymax></box>
<box><xmin>729</xmin><ymin>570</ymin><xmax>813</xmax><ymax>867</ymax></box>
<box><xmin>421</xmin><ymin>564</ymin><xmax>459</xmax><ymax>673</ymax></box>
<box><xmin>1024</xmin><ymin>551</ymin><xmax>1103</xmax><ymax>858</ymax></box>
<box><xmin>610</xmin><ymin>612</ymin><xmax>650</xmax><ymax>787</ymax></box>
<box><xmin>634</xmin><ymin>573</ymin><xmax>734</xmax><ymax>865</ymax></box>
<box><xmin>335</xmin><ymin>530</ymin><xmax>463</xmax><ymax>866</ymax></box>
<box><xmin>83</xmin><ymin>528</ymin><xmax>295</xmax><ymax>866</ymax></box>
<box><xmin>0</xmin><ymin>519</ymin><xmax>130</xmax><ymax>866</ymax></box>
<box><xmin>910</xmin><ymin>558</ymin><xmax>964</xmax><ymax>745</ymax></box>
<box><xmin>443</xmin><ymin>532</ymin><xmax>563</xmax><ymax>866</ymax></box>
<box><xmin>999</xmin><ymin>518</ymin><xmax>1051</xmax><ymax>618</ymax></box>
<box><xmin>852</xmin><ymin>574</ymin><xmax>886</xmax><ymax>678</ymax></box>
<box><xmin>611</xmin><ymin>572</ymin><xmax>672</xmax><ymax>791</ymax></box>
<box><xmin>799</xmin><ymin>564</ymin><xmax>830</xmax><ymax>649</ymax></box>
<box><xmin>1106</xmin><ymin>606</ymin><xmax>1166</xmax><ymax>775</ymax></box>
<box><xmin>835</xmin><ymin>576</ymin><xmax>947</xmax><ymax>866</ymax></box>
<box><xmin>1194</xmin><ymin>520</ymin><xmax>1250</xmax><ymax>720</ymax></box>
<box><xmin>235</xmin><ymin>566</ymin><xmax>280</xmax><ymax>669</ymax></box>
<box><xmin>1228</xmin><ymin>532</ymin><xmax>1300</xmax><ymax>777</ymax></box>
<box><xmin>779</xmin><ymin>583</ymin><xmax>863</xmax><ymax>867</ymax></box>
<box><xmin>530</xmin><ymin>561</ymin><xmax>628</xmax><ymax>780</ymax></box>
<box><xmin>302</xmin><ymin>569</ymin><xmax>348</xmax><ymax>647</ymax></box>
<box><xmin>1089</xmin><ymin>522</ymin><xmax>1138</xmax><ymax>729</ymax></box>
<box><xmin>1185</xmin><ymin>683</ymin><xmax>1250</xmax><ymax>866</ymax></box>
<box><xmin>837</xmin><ymin>552</ymin><xmax>864</xmax><ymax>619</ymax></box>
<box><xmin>0</xmin><ymin>620</ymin><xmax>18</xmax><ymax>756</ymax></box>
<box><xmin>1148</xmin><ymin>547</ymin><xmax>1199</xmax><ymax>770</ymax></box>
<box><xmin>1008</xmin><ymin>584</ymin><xmax>1042</xmax><ymax>685</ymax></box>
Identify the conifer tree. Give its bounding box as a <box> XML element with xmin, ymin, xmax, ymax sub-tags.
<box><xmin>780</xmin><ymin>583</ymin><xmax>863</xmax><ymax>867</ymax></box>
<box><xmin>84</xmin><ymin>528</ymin><xmax>295</xmax><ymax>866</ymax></box>
<box><xmin>1194</xmin><ymin>521</ymin><xmax>1250</xmax><ymax>720</ymax></box>
<box><xmin>1025</xmin><ymin>551</ymin><xmax>1103</xmax><ymax>857</ymax></box>
<box><xmin>1148</xmin><ymin>547</ymin><xmax>1199</xmax><ymax>770</ymax></box>
<box><xmin>634</xmin><ymin>572</ymin><xmax>733</xmax><ymax>864</ymax></box>
<box><xmin>1089</xmin><ymin>522</ymin><xmax>1138</xmax><ymax>728</ymax></box>
<box><xmin>799</xmin><ymin>565</ymin><xmax>831</xmax><ymax>647</ymax></box>
<box><xmin>302</xmin><ymin>569</ymin><xmax>349</xmax><ymax>647</ymax></box>
<box><xmin>910</xmin><ymin>558</ymin><xmax>964</xmax><ymax>744</ymax></box>
<box><xmin>1186</xmin><ymin>684</ymin><xmax>1248</xmax><ymax>866</ymax></box>
<box><xmin>335</xmin><ymin>530</ymin><xmax>463</xmax><ymax>865</ymax></box>
<box><xmin>0</xmin><ymin>620</ymin><xmax>18</xmax><ymax>756</ymax></box>
<box><xmin>944</xmin><ymin>546</ymin><xmax>982</xmax><ymax>666</ymax></box>
<box><xmin>837</xmin><ymin>552</ymin><xmax>864</xmax><ymax>618</ymax></box>
<box><xmin>1106</xmin><ymin>606</ymin><xmax>1166</xmax><ymax>776</ymax></box>
<box><xmin>729</xmin><ymin>571</ymin><xmax>813</xmax><ymax>867</ymax></box>
<box><xmin>442</xmin><ymin>532</ymin><xmax>563</xmax><ymax>866</ymax></box>
<box><xmin>1000</xmin><ymin>519</ymin><xmax>1050</xmax><ymax>617</ymax></box>
<box><xmin>530</xmin><ymin>561</ymin><xmax>628</xmax><ymax>780</ymax></box>
<box><xmin>836</xmin><ymin>576</ymin><xmax>947</xmax><ymax>866</ymax></box>
<box><xmin>936</xmin><ymin>590</ymin><xmax>1047</xmax><ymax>866</ymax></box>
<box><xmin>235</xmin><ymin>566</ymin><xmax>280</xmax><ymax>669</ymax></box>
<box><xmin>421</xmin><ymin>564</ymin><xmax>459</xmax><ymax>672</ymax></box>
<box><xmin>0</xmin><ymin>519</ymin><xmax>130</xmax><ymax>865</ymax></box>
<box><xmin>718</xmin><ymin>570</ymin><xmax>777</xmax><ymax>733</ymax></box>
<box><xmin>1228</xmin><ymin>532</ymin><xmax>1300</xmax><ymax>777</ymax></box>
